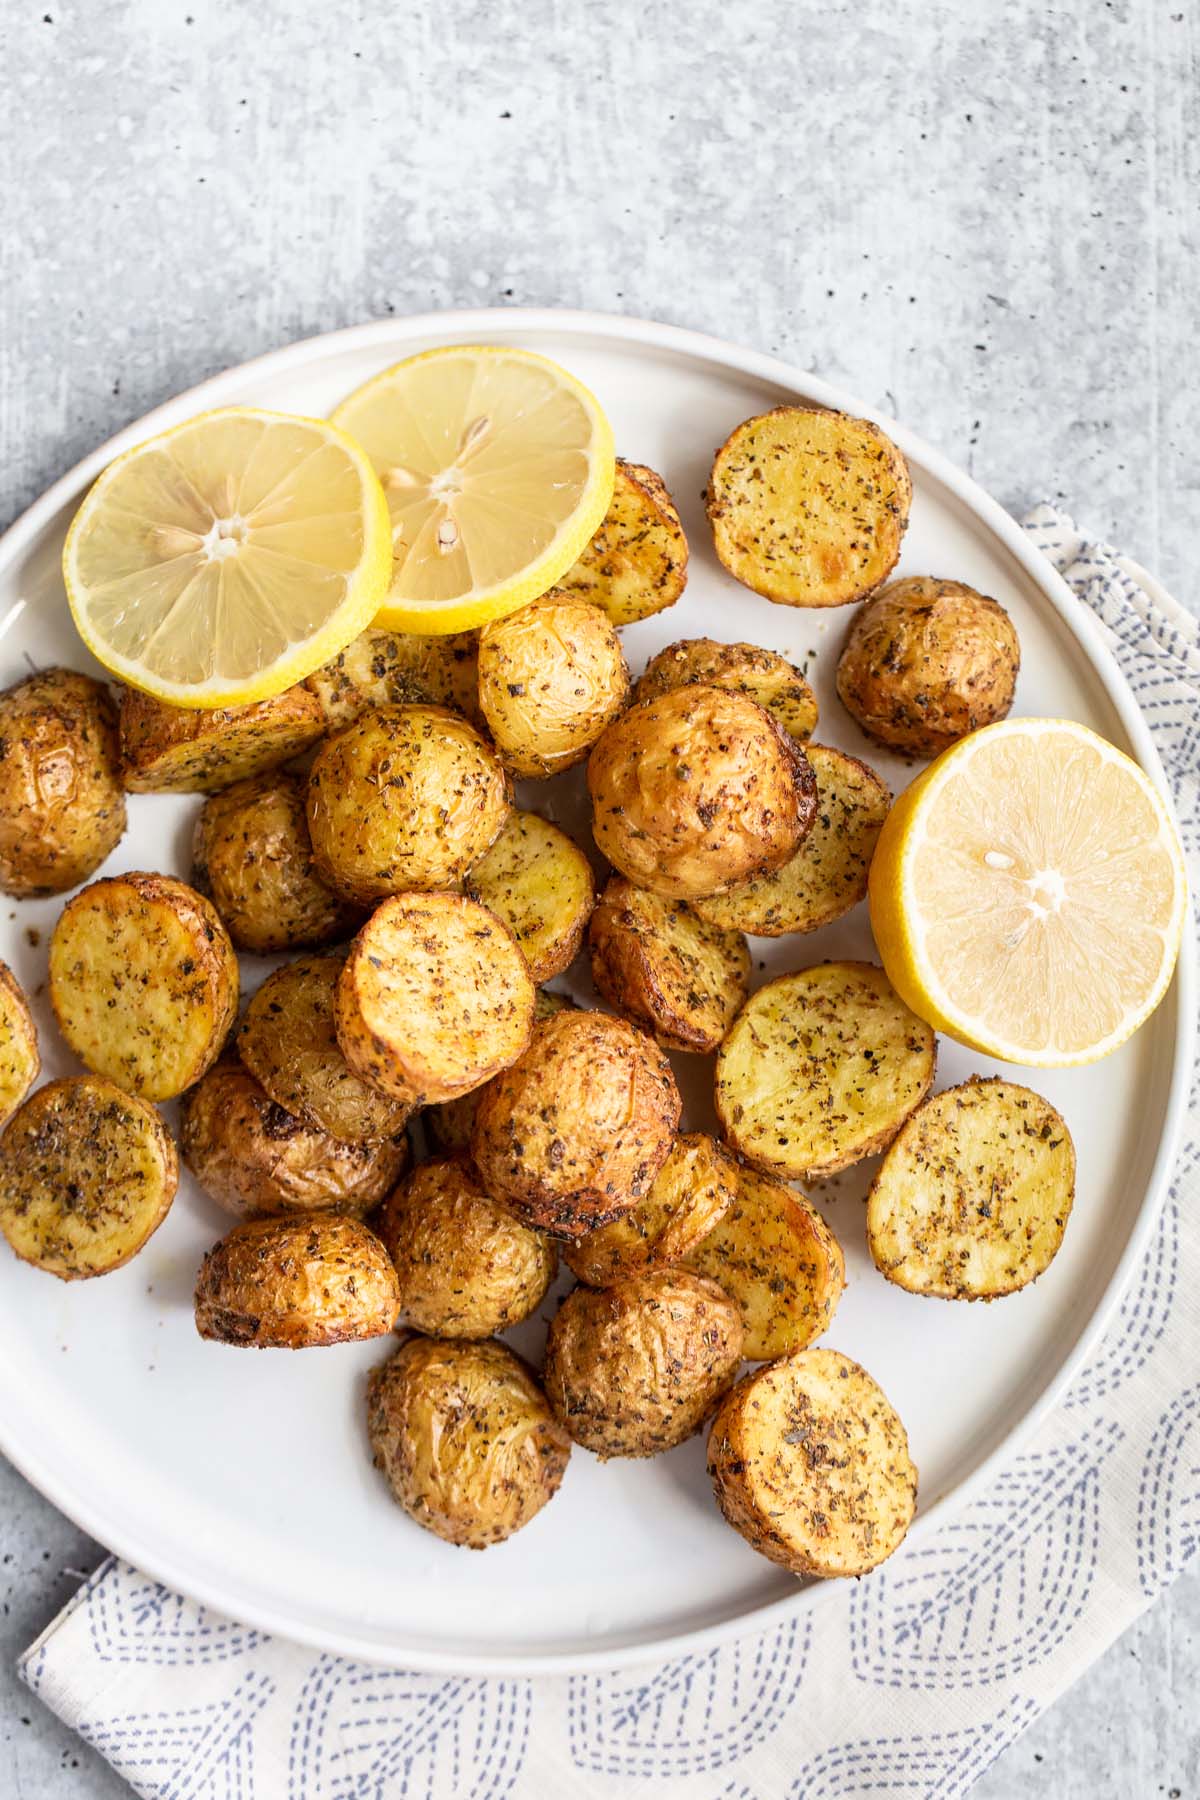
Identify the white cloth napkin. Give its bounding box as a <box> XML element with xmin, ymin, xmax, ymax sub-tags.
<box><xmin>17</xmin><ymin>506</ymin><xmax>1200</xmax><ymax>1800</ymax></box>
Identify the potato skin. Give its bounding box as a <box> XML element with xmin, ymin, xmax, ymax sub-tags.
<box><xmin>367</xmin><ymin>1335</ymin><xmax>570</xmax><ymax>1548</ymax></box>
<box><xmin>477</xmin><ymin>594</ymin><xmax>630</xmax><ymax>778</ymax></box>
<box><xmin>307</xmin><ymin>627</ymin><xmax>483</xmax><ymax>729</ymax></box>
<box><xmin>563</xmin><ymin>1133</ymin><xmax>737</xmax><ymax>1288</ymax></box>
<box><xmin>464</xmin><ymin>810</ymin><xmax>596</xmax><ymax>985</ymax></box>
<box><xmin>588</xmin><ymin>876</ymin><xmax>749</xmax><ymax>1053</ymax></box>
<box><xmin>373</xmin><ymin>1156</ymin><xmax>557</xmax><ymax>1338</ymax></box>
<box><xmin>306</xmin><ymin>704</ymin><xmax>509</xmax><ymax>904</ymax></box>
<box><xmin>553</xmin><ymin>459</ymin><xmax>688</xmax><ymax>626</ymax></box>
<box><xmin>836</xmin><ymin>576</ymin><xmax>1020</xmax><ymax>756</ymax></box>
<box><xmin>119</xmin><ymin>683</ymin><xmax>325</xmax><ymax>793</ymax></box>
<box><xmin>0</xmin><ymin>668</ymin><xmax>125</xmax><ymax>897</ymax></box>
<box><xmin>587</xmin><ymin>686</ymin><xmax>818</xmax><ymax>901</ymax></box>
<box><xmin>425</xmin><ymin>988</ymin><xmax>575</xmax><ymax>1154</ymax></box>
<box><xmin>0</xmin><ymin>962</ymin><xmax>39</xmax><ymax>1128</ymax></box>
<box><xmin>194</xmin><ymin>1212</ymin><xmax>401</xmax><ymax>1348</ymax></box>
<box><xmin>543</xmin><ymin>1268</ymin><xmax>744</xmax><ymax>1458</ymax></box>
<box><xmin>471</xmin><ymin>1009</ymin><xmax>680</xmax><ymax>1239</ymax></box>
<box><xmin>635</xmin><ymin>638</ymin><xmax>818</xmax><ymax>743</ymax></box>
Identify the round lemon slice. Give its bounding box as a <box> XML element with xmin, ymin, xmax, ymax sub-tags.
<box><xmin>332</xmin><ymin>346</ymin><xmax>615</xmax><ymax>635</ymax></box>
<box><xmin>868</xmin><ymin>717</ymin><xmax>1187</xmax><ymax>1066</ymax></box>
<box><xmin>63</xmin><ymin>407</ymin><xmax>393</xmax><ymax>708</ymax></box>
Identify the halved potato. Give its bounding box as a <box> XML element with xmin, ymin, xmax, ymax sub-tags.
<box><xmin>476</xmin><ymin>595</ymin><xmax>630</xmax><ymax>778</ymax></box>
<box><xmin>194</xmin><ymin>1212</ymin><xmax>401</xmax><ymax>1348</ymax></box>
<box><xmin>694</xmin><ymin>745</ymin><xmax>891</xmax><ymax>936</ymax></box>
<box><xmin>715</xmin><ymin>961</ymin><xmax>936</xmax><ymax>1180</ymax></box>
<box><xmin>563</xmin><ymin>1132</ymin><xmax>737</xmax><ymax>1287</ymax></box>
<box><xmin>425</xmin><ymin>988</ymin><xmax>575</xmax><ymax>1154</ymax></box>
<box><xmin>0</xmin><ymin>963</ymin><xmax>39</xmax><ymax>1127</ymax></box>
<box><xmin>307</xmin><ymin>627</ymin><xmax>483</xmax><ymax>729</ymax></box>
<box><xmin>0</xmin><ymin>1075</ymin><xmax>177</xmax><ymax>1279</ymax></box>
<box><xmin>119</xmin><ymin>683</ymin><xmax>325</xmax><ymax>793</ymax></box>
<box><xmin>465</xmin><ymin>810</ymin><xmax>595</xmax><ymax>984</ymax></box>
<box><xmin>553</xmin><ymin>459</ymin><xmax>688</xmax><ymax>625</ymax></box>
<box><xmin>867</xmin><ymin>1077</ymin><xmax>1076</xmax><ymax>1299</ymax></box>
<box><xmin>708</xmin><ymin>1346</ymin><xmax>918</xmax><ymax>1577</ymax></box>
<box><xmin>707</xmin><ymin>407</ymin><xmax>911</xmax><ymax>608</ymax></box>
<box><xmin>588</xmin><ymin>877</ymin><xmax>749</xmax><ymax>1052</ymax></box>
<box><xmin>0</xmin><ymin>667</ymin><xmax>126</xmax><ymax>897</ymax></box>
<box><xmin>685</xmin><ymin>1164</ymin><xmax>844</xmax><ymax>1359</ymax></box>
<box><xmin>49</xmin><ymin>872</ymin><xmax>238</xmax><ymax>1101</ymax></box>
<box><xmin>635</xmin><ymin>639</ymin><xmax>818</xmax><ymax>742</ymax></box>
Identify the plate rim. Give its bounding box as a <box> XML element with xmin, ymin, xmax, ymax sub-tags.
<box><xmin>0</xmin><ymin>305</ymin><xmax>1193</xmax><ymax>1674</ymax></box>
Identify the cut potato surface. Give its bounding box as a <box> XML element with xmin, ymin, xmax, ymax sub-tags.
<box><xmin>588</xmin><ymin>877</ymin><xmax>749</xmax><ymax>1052</ymax></box>
<box><xmin>49</xmin><ymin>872</ymin><xmax>238</xmax><ymax>1101</ymax></box>
<box><xmin>635</xmin><ymin>638</ymin><xmax>818</xmax><ymax>742</ymax></box>
<box><xmin>0</xmin><ymin>668</ymin><xmax>126</xmax><ymax>898</ymax></box>
<box><xmin>0</xmin><ymin>1076</ymin><xmax>177</xmax><ymax>1279</ymax></box>
<box><xmin>868</xmin><ymin>1077</ymin><xmax>1076</xmax><ymax>1299</ymax></box>
<box><xmin>553</xmin><ymin>459</ymin><xmax>688</xmax><ymax>626</ymax></box>
<box><xmin>694</xmin><ymin>745</ymin><xmax>891</xmax><ymax>937</ymax></box>
<box><xmin>465</xmin><ymin>810</ymin><xmax>596</xmax><ymax>984</ymax></box>
<box><xmin>716</xmin><ymin>961</ymin><xmax>936</xmax><ymax>1180</ymax></box>
<box><xmin>194</xmin><ymin>1212</ymin><xmax>401</xmax><ymax>1348</ymax></box>
<box><xmin>708</xmin><ymin>1347</ymin><xmax>918</xmax><ymax>1578</ymax></box>
<box><xmin>307</xmin><ymin>627</ymin><xmax>483</xmax><ymax>729</ymax></box>
<box><xmin>477</xmin><ymin>594</ymin><xmax>630</xmax><ymax>778</ymax></box>
<box><xmin>425</xmin><ymin>988</ymin><xmax>575</xmax><ymax>1154</ymax></box>
<box><xmin>707</xmin><ymin>407</ymin><xmax>911</xmax><ymax>608</ymax></box>
<box><xmin>0</xmin><ymin>964</ymin><xmax>39</xmax><ymax>1128</ymax></box>
<box><xmin>119</xmin><ymin>683</ymin><xmax>325</xmax><ymax>793</ymax></box>
<box><xmin>563</xmin><ymin>1132</ymin><xmax>738</xmax><ymax>1287</ymax></box>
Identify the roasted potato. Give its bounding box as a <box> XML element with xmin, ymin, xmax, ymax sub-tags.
<box><xmin>707</xmin><ymin>406</ymin><xmax>911</xmax><ymax>608</ymax></box>
<box><xmin>543</xmin><ymin>1268</ymin><xmax>744</xmax><ymax>1459</ymax></box>
<box><xmin>0</xmin><ymin>963</ymin><xmax>39</xmax><ymax>1128</ymax></box>
<box><xmin>238</xmin><ymin>955</ymin><xmax>411</xmax><ymax>1143</ymax></box>
<box><xmin>588</xmin><ymin>877</ymin><xmax>749</xmax><ymax>1052</ymax></box>
<box><xmin>867</xmin><ymin>1077</ymin><xmax>1076</xmax><ymax>1300</ymax></box>
<box><xmin>306</xmin><ymin>704</ymin><xmax>509</xmax><ymax>905</ymax></box>
<box><xmin>635</xmin><ymin>639</ymin><xmax>818</xmax><ymax>742</ymax></box>
<box><xmin>119</xmin><ymin>682</ymin><xmax>325</xmax><ymax>793</ymax></box>
<box><xmin>49</xmin><ymin>872</ymin><xmax>238</xmax><ymax>1101</ymax></box>
<box><xmin>465</xmin><ymin>810</ymin><xmax>595</xmax><ymax>984</ymax></box>
<box><xmin>335</xmin><ymin>893</ymin><xmax>535</xmax><ymax>1106</ymax></box>
<box><xmin>180</xmin><ymin>1059</ymin><xmax>410</xmax><ymax>1219</ymax></box>
<box><xmin>192</xmin><ymin>771</ymin><xmax>360</xmax><ymax>954</ymax></box>
<box><xmin>685</xmin><ymin>1164</ymin><xmax>844</xmax><ymax>1359</ymax></box>
<box><xmin>425</xmin><ymin>988</ymin><xmax>575</xmax><ymax>1154</ymax></box>
<box><xmin>307</xmin><ymin>627</ymin><xmax>483</xmax><ymax>729</ymax></box>
<box><xmin>708</xmin><ymin>1347</ymin><xmax>918</xmax><ymax>1577</ymax></box>
<box><xmin>836</xmin><ymin>576</ymin><xmax>1021</xmax><ymax>756</ymax></box>
<box><xmin>195</xmin><ymin>1212</ymin><xmax>401</xmax><ymax>1348</ymax></box>
<box><xmin>552</xmin><ymin>459</ymin><xmax>688</xmax><ymax>626</ymax></box>
<box><xmin>374</xmin><ymin>1156</ymin><xmax>557</xmax><ymax>1337</ymax></box>
<box><xmin>0</xmin><ymin>668</ymin><xmax>125</xmax><ymax>897</ymax></box>
<box><xmin>693</xmin><ymin>745</ymin><xmax>891</xmax><ymax>937</ymax></box>
<box><xmin>470</xmin><ymin>1008</ymin><xmax>680</xmax><ymax>1238</ymax></box>
<box><xmin>563</xmin><ymin>1132</ymin><xmax>737</xmax><ymax>1287</ymax></box>
<box><xmin>0</xmin><ymin>1075</ymin><xmax>177</xmax><ymax>1279</ymax></box>
<box><xmin>476</xmin><ymin>594</ymin><xmax>630</xmax><ymax>778</ymax></box>
<box><xmin>367</xmin><ymin>1335</ymin><xmax>571</xmax><ymax>1547</ymax></box>
<box><xmin>716</xmin><ymin>961</ymin><xmax>936</xmax><ymax>1180</ymax></box>
<box><xmin>587</xmin><ymin>687</ymin><xmax>818</xmax><ymax>901</ymax></box>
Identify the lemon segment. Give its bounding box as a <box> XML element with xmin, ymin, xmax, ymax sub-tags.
<box><xmin>868</xmin><ymin>718</ymin><xmax>1187</xmax><ymax>1067</ymax></box>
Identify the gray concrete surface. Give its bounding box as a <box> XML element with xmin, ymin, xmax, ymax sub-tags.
<box><xmin>1</xmin><ymin>0</ymin><xmax>1197</xmax><ymax>1794</ymax></box>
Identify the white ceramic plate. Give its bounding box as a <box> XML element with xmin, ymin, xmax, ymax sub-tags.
<box><xmin>0</xmin><ymin>310</ymin><xmax>1191</xmax><ymax>1673</ymax></box>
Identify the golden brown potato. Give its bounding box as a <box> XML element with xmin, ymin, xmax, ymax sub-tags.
<box><xmin>306</xmin><ymin>704</ymin><xmax>509</xmax><ymax>905</ymax></box>
<box><xmin>471</xmin><ymin>1009</ymin><xmax>680</xmax><ymax>1239</ymax></box>
<box><xmin>192</xmin><ymin>771</ymin><xmax>360</xmax><ymax>954</ymax></box>
<box><xmin>335</xmin><ymin>893</ymin><xmax>535</xmax><ymax>1106</ymax></box>
<box><xmin>119</xmin><ymin>683</ymin><xmax>325</xmax><ymax>793</ymax></box>
<box><xmin>835</xmin><ymin>576</ymin><xmax>1021</xmax><ymax>756</ymax></box>
<box><xmin>465</xmin><ymin>810</ymin><xmax>595</xmax><ymax>984</ymax></box>
<box><xmin>563</xmin><ymin>1132</ymin><xmax>737</xmax><ymax>1287</ymax></box>
<box><xmin>551</xmin><ymin>459</ymin><xmax>689</xmax><ymax>626</ymax></box>
<box><xmin>476</xmin><ymin>594</ymin><xmax>630</xmax><ymax>778</ymax></box>
<box><xmin>693</xmin><ymin>745</ymin><xmax>891</xmax><ymax>937</ymax></box>
<box><xmin>635</xmin><ymin>639</ymin><xmax>818</xmax><ymax>742</ymax></box>
<box><xmin>180</xmin><ymin>1060</ymin><xmax>410</xmax><ymax>1219</ymax></box>
<box><xmin>707</xmin><ymin>407</ymin><xmax>912</xmax><ymax>608</ymax></box>
<box><xmin>307</xmin><ymin>627</ymin><xmax>483</xmax><ymax>729</ymax></box>
<box><xmin>0</xmin><ymin>1076</ymin><xmax>177</xmax><ymax>1279</ymax></box>
<box><xmin>425</xmin><ymin>989</ymin><xmax>575</xmax><ymax>1153</ymax></box>
<box><xmin>0</xmin><ymin>962</ymin><xmax>39</xmax><ymax>1128</ymax></box>
<box><xmin>374</xmin><ymin>1156</ymin><xmax>557</xmax><ymax>1337</ymax></box>
<box><xmin>716</xmin><ymin>961</ymin><xmax>936</xmax><ymax>1180</ymax></box>
<box><xmin>685</xmin><ymin>1164</ymin><xmax>845</xmax><ymax>1359</ymax></box>
<box><xmin>0</xmin><ymin>668</ymin><xmax>125</xmax><ymax>897</ymax></box>
<box><xmin>708</xmin><ymin>1347</ymin><xmax>918</xmax><ymax>1577</ymax></box>
<box><xmin>238</xmin><ymin>955</ymin><xmax>411</xmax><ymax>1143</ymax></box>
<box><xmin>588</xmin><ymin>877</ymin><xmax>749</xmax><ymax>1052</ymax></box>
<box><xmin>194</xmin><ymin>1212</ymin><xmax>401</xmax><ymax>1348</ymax></box>
<box><xmin>543</xmin><ymin>1268</ymin><xmax>744</xmax><ymax>1458</ymax></box>
<box><xmin>587</xmin><ymin>687</ymin><xmax>818</xmax><ymax>901</ymax></box>
<box><xmin>49</xmin><ymin>872</ymin><xmax>238</xmax><ymax>1101</ymax></box>
<box><xmin>367</xmin><ymin>1335</ymin><xmax>570</xmax><ymax>1547</ymax></box>
<box><xmin>867</xmin><ymin>1077</ymin><xmax>1076</xmax><ymax>1300</ymax></box>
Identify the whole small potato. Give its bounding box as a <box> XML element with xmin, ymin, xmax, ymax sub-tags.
<box><xmin>477</xmin><ymin>594</ymin><xmax>630</xmax><ymax>778</ymax></box>
<box><xmin>194</xmin><ymin>1212</ymin><xmax>401</xmax><ymax>1348</ymax></box>
<box><xmin>836</xmin><ymin>576</ymin><xmax>1020</xmax><ymax>757</ymax></box>
<box><xmin>587</xmin><ymin>686</ymin><xmax>817</xmax><ymax>900</ymax></box>
<box><xmin>0</xmin><ymin>668</ymin><xmax>125</xmax><ymax>897</ymax></box>
<box><xmin>543</xmin><ymin>1268</ymin><xmax>744</xmax><ymax>1458</ymax></box>
<box><xmin>367</xmin><ymin>1335</ymin><xmax>571</xmax><ymax>1547</ymax></box>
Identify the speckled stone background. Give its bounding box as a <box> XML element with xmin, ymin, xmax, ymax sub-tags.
<box><xmin>0</xmin><ymin>2</ymin><xmax>1196</xmax><ymax>1795</ymax></box>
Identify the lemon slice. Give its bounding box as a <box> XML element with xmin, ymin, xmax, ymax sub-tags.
<box><xmin>332</xmin><ymin>346</ymin><xmax>615</xmax><ymax>635</ymax></box>
<box><xmin>868</xmin><ymin>718</ymin><xmax>1187</xmax><ymax>1066</ymax></box>
<box><xmin>63</xmin><ymin>407</ymin><xmax>393</xmax><ymax>707</ymax></box>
